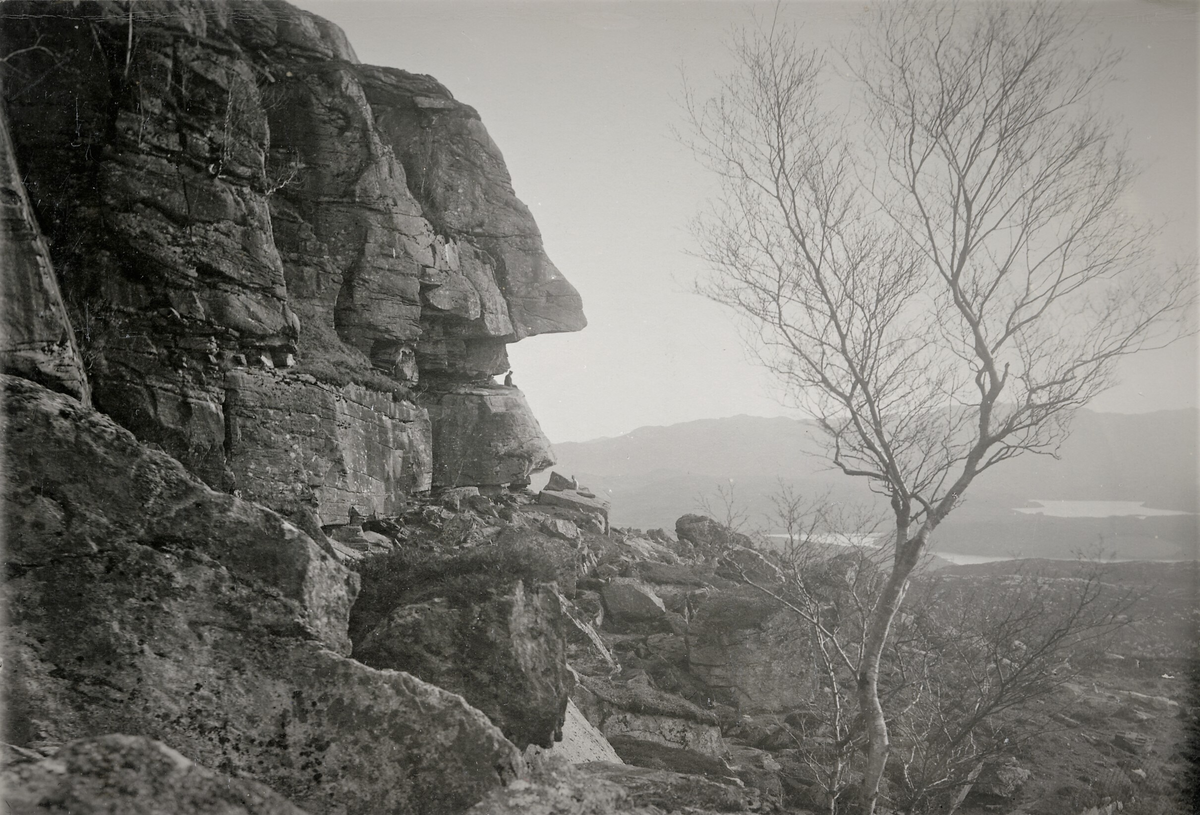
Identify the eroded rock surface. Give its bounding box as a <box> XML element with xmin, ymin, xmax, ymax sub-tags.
<box><xmin>579</xmin><ymin>762</ymin><xmax>762</xmax><ymax>813</ymax></box>
<box><xmin>224</xmin><ymin>370</ymin><xmax>432</xmax><ymax>524</ymax></box>
<box><xmin>575</xmin><ymin>675</ymin><xmax>725</xmax><ymax>756</ymax></box>
<box><xmin>354</xmin><ymin>580</ymin><xmax>571</xmax><ymax>749</ymax></box>
<box><xmin>465</xmin><ymin>766</ymin><xmax>643</xmax><ymax>815</ymax></box>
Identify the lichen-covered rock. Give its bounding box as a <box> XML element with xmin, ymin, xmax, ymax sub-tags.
<box><xmin>3</xmin><ymin>375</ymin><xmax>355</xmax><ymax>654</ymax></box>
<box><xmin>353</xmin><ymin>581</ymin><xmax>572</xmax><ymax>749</ymax></box>
<box><xmin>2</xmin><ymin>1</ymin><xmax>294</xmax><ymax>487</ymax></box>
<box><xmin>465</xmin><ymin>765</ymin><xmax>644</xmax><ymax>815</ymax></box>
<box><xmin>424</xmin><ymin>386</ymin><xmax>555</xmax><ymax>489</ymax></box>
<box><xmin>0</xmin><ymin>106</ymin><xmax>90</xmax><ymax>404</ymax></box>
<box><xmin>2</xmin><ymin>377</ymin><xmax>522</xmax><ymax>815</ymax></box>
<box><xmin>1</xmin><ymin>735</ymin><xmax>311</xmax><ymax>815</ymax></box>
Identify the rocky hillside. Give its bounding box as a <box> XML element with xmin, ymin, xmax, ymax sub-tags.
<box><xmin>2</xmin><ymin>3</ymin><xmax>1194</xmax><ymax>815</ymax></box>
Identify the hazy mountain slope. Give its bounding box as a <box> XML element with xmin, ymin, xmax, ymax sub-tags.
<box><xmin>554</xmin><ymin>416</ymin><xmax>829</xmax><ymax>480</ymax></box>
<box><xmin>548</xmin><ymin>410</ymin><xmax>1198</xmax><ymax>559</ymax></box>
<box><xmin>960</xmin><ymin>409</ymin><xmax>1198</xmax><ymax>510</ymax></box>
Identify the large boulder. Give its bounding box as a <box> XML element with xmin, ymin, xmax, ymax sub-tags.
<box><xmin>600</xmin><ymin>578</ymin><xmax>669</xmax><ymax>625</ymax></box>
<box><xmin>687</xmin><ymin>587</ymin><xmax>814</xmax><ymax>713</ymax></box>
<box><xmin>965</xmin><ymin>757</ymin><xmax>1032</xmax><ymax>804</ymax></box>
<box><xmin>1</xmin><ymin>735</ymin><xmax>310</xmax><ymax>815</ymax></box>
<box><xmin>353</xmin><ymin>580</ymin><xmax>572</xmax><ymax>749</ymax></box>
<box><xmin>675</xmin><ymin>514</ymin><xmax>756</xmax><ymax>557</ymax></box>
<box><xmin>575</xmin><ymin>675</ymin><xmax>725</xmax><ymax>756</ymax></box>
<box><xmin>3</xmin><ymin>377</ymin><xmax>522</xmax><ymax>815</ymax></box>
<box><xmin>423</xmin><ymin>386</ymin><xmax>555</xmax><ymax>489</ymax></box>
<box><xmin>544</xmin><ymin>471</ymin><xmax>579</xmax><ymax>492</ymax></box>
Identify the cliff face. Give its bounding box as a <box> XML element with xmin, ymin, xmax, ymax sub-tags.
<box><xmin>0</xmin><ymin>0</ymin><xmax>582</xmax><ymax>523</ymax></box>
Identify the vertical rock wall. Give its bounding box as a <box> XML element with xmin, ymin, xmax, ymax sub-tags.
<box><xmin>224</xmin><ymin>370</ymin><xmax>432</xmax><ymax>520</ymax></box>
<box><xmin>0</xmin><ymin>0</ymin><xmax>584</xmax><ymax>522</ymax></box>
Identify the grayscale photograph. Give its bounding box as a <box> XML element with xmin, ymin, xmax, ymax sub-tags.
<box><xmin>1</xmin><ymin>1</ymin><xmax>1196</xmax><ymax>814</ymax></box>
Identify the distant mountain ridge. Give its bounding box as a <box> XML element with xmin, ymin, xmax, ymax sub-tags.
<box><xmin>547</xmin><ymin>409</ymin><xmax>1198</xmax><ymax>560</ymax></box>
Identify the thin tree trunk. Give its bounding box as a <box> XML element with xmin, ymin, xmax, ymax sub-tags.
<box><xmin>855</xmin><ymin>527</ymin><xmax>924</xmax><ymax>815</ymax></box>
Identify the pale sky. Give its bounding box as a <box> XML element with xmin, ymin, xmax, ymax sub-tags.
<box><xmin>296</xmin><ymin>0</ymin><xmax>1198</xmax><ymax>442</ymax></box>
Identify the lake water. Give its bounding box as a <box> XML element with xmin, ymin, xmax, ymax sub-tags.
<box><xmin>933</xmin><ymin>552</ymin><xmax>1009</xmax><ymax>565</ymax></box>
<box><xmin>764</xmin><ymin>537</ymin><xmax>1010</xmax><ymax>565</ymax></box>
<box><xmin>1014</xmin><ymin>500</ymin><xmax>1192</xmax><ymax>518</ymax></box>
<box><xmin>768</xmin><ymin>499</ymin><xmax>1196</xmax><ymax>564</ymax></box>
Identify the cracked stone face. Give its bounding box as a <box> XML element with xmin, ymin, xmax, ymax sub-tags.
<box><xmin>0</xmin><ymin>0</ymin><xmax>584</xmax><ymax>522</ymax></box>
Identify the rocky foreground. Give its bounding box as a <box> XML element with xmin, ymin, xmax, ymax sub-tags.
<box><xmin>4</xmin><ymin>368</ymin><xmax>1195</xmax><ymax>814</ymax></box>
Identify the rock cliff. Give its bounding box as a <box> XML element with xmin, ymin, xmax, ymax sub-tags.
<box><xmin>0</xmin><ymin>0</ymin><xmax>583</xmax><ymax>524</ymax></box>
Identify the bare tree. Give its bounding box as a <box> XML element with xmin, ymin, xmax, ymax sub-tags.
<box><xmin>695</xmin><ymin>480</ymin><xmax>754</xmax><ymax>534</ymax></box>
<box><xmin>684</xmin><ymin>3</ymin><xmax>1193</xmax><ymax>812</ymax></box>
<box><xmin>885</xmin><ymin>561</ymin><xmax>1134</xmax><ymax>814</ymax></box>
<box><xmin>723</xmin><ymin>499</ymin><xmax>1133</xmax><ymax>814</ymax></box>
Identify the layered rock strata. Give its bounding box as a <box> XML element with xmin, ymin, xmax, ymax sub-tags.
<box><xmin>0</xmin><ymin>0</ymin><xmax>583</xmax><ymax>522</ymax></box>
